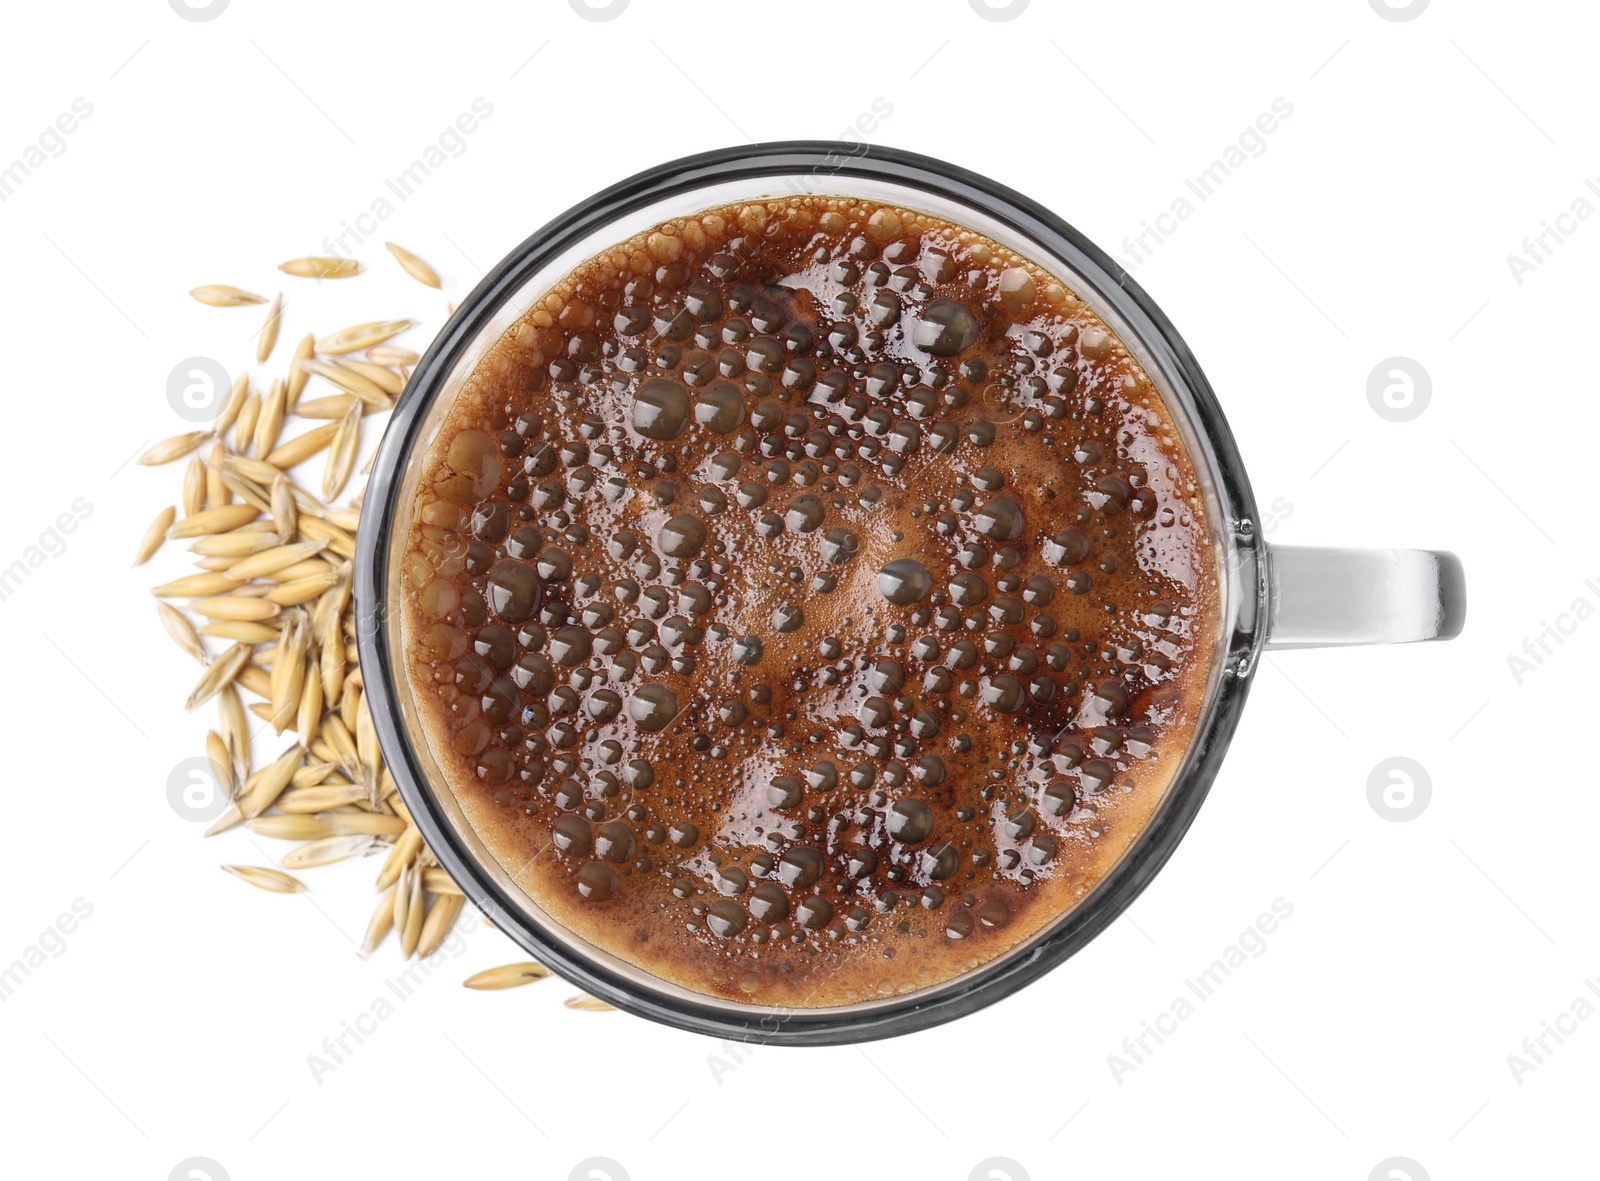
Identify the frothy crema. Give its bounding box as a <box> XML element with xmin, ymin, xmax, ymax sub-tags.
<box><xmin>400</xmin><ymin>194</ymin><xmax>1220</xmax><ymax>1006</ymax></box>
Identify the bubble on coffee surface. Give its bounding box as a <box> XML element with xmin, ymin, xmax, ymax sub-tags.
<box><xmin>401</xmin><ymin>193</ymin><xmax>1220</xmax><ymax>1008</ymax></box>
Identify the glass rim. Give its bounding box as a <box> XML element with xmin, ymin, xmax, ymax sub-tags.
<box><xmin>354</xmin><ymin>140</ymin><xmax>1268</xmax><ymax>1045</ymax></box>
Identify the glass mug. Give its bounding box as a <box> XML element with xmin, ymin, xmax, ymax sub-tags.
<box><xmin>356</xmin><ymin>142</ymin><xmax>1465</xmax><ymax>1044</ymax></box>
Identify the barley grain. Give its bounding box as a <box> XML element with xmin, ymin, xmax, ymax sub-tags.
<box><xmin>463</xmin><ymin>962</ymin><xmax>551</xmax><ymax>990</ymax></box>
<box><xmin>317</xmin><ymin>319</ymin><xmax>412</xmax><ymax>355</ymax></box>
<box><xmin>253</xmin><ymin>379</ymin><xmax>288</xmax><ymax>458</ymax></box>
<box><xmin>237</xmin><ymin>663</ymin><xmax>273</xmax><ymax>699</ymax></box>
<box><xmin>140</xmin><ymin>431</ymin><xmax>210</xmax><ymax>466</ymax></box>
<box><xmin>281</xmin><ymin>834</ymin><xmax>380</xmax><ymax>870</ymax></box>
<box><xmin>339</xmin><ymin>358</ymin><xmax>404</xmax><ymax>396</ymax></box>
<box><xmin>376</xmin><ymin>826</ymin><xmax>422</xmax><ymax>891</ymax></box>
<box><xmin>277</xmin><ymin>783</ymin><xmax>367</xmax><ymax>813</ymax></box>
<box><xmin>289</xmin><ymin>761</ymin><xmax>338</xmax><ymax>790</ymax></box>
<box><xmin>226</xmin><ymin>539</ymin><xmax>329</xmax><ymax>581</ymax></box>
<box><xmin>168</xmin><ymin>504</ymin><xmax>260</xmax><ymax>539</ymax></box>
<box><xmin>135</xmin><ymin>506</ymin><xmax>177</xmax><ymax>566</ymax></box>
<box><xmin>191</xmin><ymin>285</ymin><xmax>265</xmax><ymax>306</ymax></box>
<box><xmin>223</xmin><ymin>865</ymin><xmax>305</xmax><ymax>893</ymax></box>
<box><xmin>266</xmin><ymin>422</ymin><xmax>339</xmax><ymax>470</ymax></box>
<box><xmin>323</xmin><ymin>398</ymin><xmax>361</xmax><ymax>500</ymax></box>
<box><xmin>240</xmin><ymin>747</ymin><xmax>304</xmax><ymax>818</ymax></box>
<box><xmin>217</xmin><ymin>471</ymin><xmax>272</xmax><ymax>513</ymax></box>
<box><xmin>270</xmin><ymin>472</ymin><xmax>296</xmax><ymax>544</ymax></box>
<box><xmin>385</xmin><ymin>242</ymin><xmax>441</xmax><ymax>288</ymax></box>
<box><xmin>285</xmin><ymin>332</ymin><xmax>315</xmax><ymax>408</ymax></box>
<box><xmin>367</xmin><ymin>345</ymin><xmax>419</xmax><ymax>366</ymax></box>
<box><xmin>206</xmin><ymin>729</ymin><xmax>235</xmax><ymax>799</ymax></box>
<box><xmin>157</xmin><ymin>600</ymin><xmax>208</xmax><ymax>664</ymax></box>
<box><xmin>296</xmin><ymin>657</ymin><xmax>324</xmax><ymax>746</ymax></box>
<box><xmin>212</xmin><ymin>373</ymin><xmax>250</xmax><ymax>439</ymax></box>
<box><xmin>266</xmin><ymin>570</ymin><xmax>342</xmax><ymax>607</ymax></box>
<box><xmin>191</xmin><ymin>595</ymin><xmax>282</xmax><ymax>623</ymax></box>
<box><xmin>256</xmin><ymin>292</ymin><xmax>283</xmax><ymax>362</ymax></box>
<box><xmin>400</xmin><ymin>863</ymin><xmax>425</xmax><ymax>956</ymax></box>
<box><xmin>234</xmin><ymin>391</ymin><xmax>261</xmax><ymax>455</ymax></box>
<box><xmin>297</xmin><ymin>514</ymin><xmax>355</xmax><ymax>558</ymax></box>
<box><xmin>182</xmin><ymin>456</ymin><xmax>206</xmax><ymax>516</ymax></box>
<box><xmin>205</xmin><ymin>441</ymin><xmax>230</xmax><ymax>509</ymax></box>
<box><xmin>297</xmin><ymin>357</ymin><xmax>390</xmax><ymax>407</ymax></box>
<box><xmin>279</xmin><ymin>256</ymin><xmax>362</xmax><ymax>279</ymax></box>
<box><xmin>563</xmin><ymin>995</ymin><xmax>616</xmax><ymax>1012</ymax></box>
<box><xmin>422</xmin><ymin>868</ymin><xmax>462</xmax><ymax>896</ymax></box>
<box><xmin>294</xmin><ymin>394</ymin><xmax>365</xmax><ymax>420</ymax></box>
<box><xmin>205</xmin><ymin>802</ymin><xmax>245</xmax><ymax>837</ymax></box>
<box><xmin>221</xmin><ymin>453</ymin><xmax>282</xmax><ymax>487</ymax></box>
<box><xmin>219</xmin><ymin>684</ymin><xmax>250</xmax><ymax>789</ymax></box>
<box><xmin>252</xmin><ymin>815</ymin><xmax>334</xmax><ymax>841</ymax></box>
<box><xmin>152</xmin><ymin>571</ymin><xmax>241</xmax><ymax>598</ymax></box>
<box><xmin>186</xmin><ymin>641</ymin><xmax>252</xmax><ymax>710</ymax></box>
<box><xmin>360</xmin><ymin>882</ymin><xmax>398</xmax><ymax>958</ymax></box>
<box><xmin>317</xmin><ymin>810</ymin><xmax>406</xmax><ymax>837</ymax></box>
<box><xmin>199</xmin><ymin>620</ymin><xmax>279</xmax><ymax>644</ymax></box>
<box><xmin>415</xmin><ymin>894</ymin><xmax>464</xmax><ymax>959</ymax></box>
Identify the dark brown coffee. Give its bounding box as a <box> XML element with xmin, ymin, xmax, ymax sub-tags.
<box><xmin>399</xmin><ymin>194</ymin><xmax>1220</xmax><ymax>1006</ymax></box>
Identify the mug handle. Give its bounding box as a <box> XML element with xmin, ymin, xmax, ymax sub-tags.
<box><xmin>1264</xmin><ymin>545</ymin><xmax>1466</xmax><ymax>650</ymax></box>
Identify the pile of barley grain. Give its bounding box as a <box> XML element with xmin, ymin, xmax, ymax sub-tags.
<box><xmin>140</xmin><ymin>246</ymin><xmax>608</xmax><ymax>1008</ymax></box>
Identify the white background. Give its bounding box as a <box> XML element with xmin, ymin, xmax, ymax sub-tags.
<box><xmin>0</xmin><ymin>1</ymin><xmax>1592</xmax><ymax>1178</ymax></box>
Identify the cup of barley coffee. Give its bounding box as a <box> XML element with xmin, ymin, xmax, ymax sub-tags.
<box><xmin>355</xmin><ymin>143</ymin><xmax>1464</xmax><ymax>1043</ymax></box>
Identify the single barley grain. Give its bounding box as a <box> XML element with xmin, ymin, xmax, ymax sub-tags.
<box><xmin>266</xmin><ymin>422</ymin><xmax>339</xmax><ymax>470</ymax></box>
<box><xmin>285</xmin><ymin>333</ymin><xmax>315</xmax><ymax>407</ymax></box>
<box><xmin>279</xmin><ymin>256</ymin><xmax>362</xmax><ymax>279</ymax></box>
<box><xmin>385</xmin><ymin>243</ymin><xmax>441</xmax><ymax>288</ymax></box>
<box><xmin>190</xmin><ymin>595</ymin><xmax>282</xmax><ymax>623</ymax></box>
<box><xmin>191</xmin><ymin>285</ymin><xmax>265</xmax><ymax>307</ymax></box>
<box><xmin>222</xmin><ymin>865</ymin><xmax>305</xmax><ymax>893</ymax></box>
<box><xmin>256</xmin><ymin>293</ymin><xmax>283</xmax><ymax>363</ymax></box>
<box><xmin>186</xmin><ymin>641</ymin><xmax>252</xmax><ymax>710</ymax></box>
<box><xmin>281</xmin><ymin>834</ymin><xmax>380</xmax><ymax>870</ymax></box>
<box><xmin>253</xmin><ymin>379</ymin><xmax>288</xmax><ymax>459</ymax></box>
<box><xmin>205</xmin><ymin>441</ymin><xmax>230</xmax><ymax>509</ymax></box>
<box><xmin>416</xmin><ymin>894</ymin><xmax>465</xmax><ymax>958</ymax></box>
<box><xmin>277</xmin><ymin>783</ymin><xmax>368</xmax><ymax>813</ymax></box>
<box><xmin>360</xmin><ymin>883</ymin><xmax>399</xmax><ymax>958</ymax></box>
<box><xmin>225</xmin><ymin>539</ymin><xmax>329</xmax><ymax>581</ymax></box>
<box><xmin>317</xmin><ymin>810</ymin><xmax>406</xmax><ymax>837</ymax></box>
<box><xmin>400</xmin><ymin>864</ymin><xmax>425</xmax><ymax>957</ymax></box>
<box><xmin>323</xmin><ymin>398</ymin><xmax>361</xmax><ymax>500</ymax></box>
<box><xmin>234</xmin><ymin>392</ymin><xmax>261</xmax><ymax>455</ymax></box>
<box><xmin>206</xmin><ymin>729</ymin><xmax>235</xmax><ymax>798</ymax></box>
<box><xmin>289</xmin><ymin>761</ymin><xmax>338</xmax><ymax>790</ymax></box>
<box><xmin>239</xmin><ymin>747</ymin><xmax>305</xmax><ymax>819</ymax></box>
<box><xmin>463</xmin><ymin>962</ymin><xmax>551</xmax><ymax>990</ymax></box>
<box><xmin>135</xmin><ymin>506</ymin><xmax>177</xmax><ymax>567</ymax></box>
<box><xmin>212</xmin><ymin>373</ymin><xmax>250</xmax><ymax>439</ymax></box>
<box><xmin>182</xmin><ymin>456</ymin><xmax>206</xmax><ymax>517</ymax></box>
<box><xmin>152</xmin><ymin>571</ymin><xmax>242</xmax><ymax>598</ymax></box>
<box><xmin>252</xmin><ymin>814</ymin><xmax>333</xmax><ymax>841</ymax></box>
<box><xmin>366</xmin><ymin>345</ymin><xmax>419</xmax><ymax>367</ymax></box>
<box><xmin>192</xmin><ymin>532</ymin><xmax>276</xmax><ymax>561</ymax></box>
<box><xmin>317</xmin><ymin>318</ymin><xmax>412</xmax><ymax>355</ymax></box>
<box><xmin>168</xmin><ymin>504</ymin><xmax>260</xmax><ymax>539</ymax></box>
<box><xmin>199</xmin><ymin>620</ymin><xmax>279</xmax><ymax>644</ymax></box>
<box><xmin>157</xmin><ymin>601</ymin><xmax>209</xmax><ymax>664</ymax></box>
<box><xmin>141</xmin><ymin>431</ymin><xmax>210</xmax><ymax>466</ymax></box>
